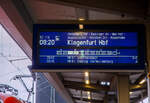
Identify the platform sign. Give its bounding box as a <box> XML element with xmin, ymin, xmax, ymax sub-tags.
<box><xmin>32</xmin><ymin>24</ymin><xmax>146</xmax><ymax>71</ymax></box>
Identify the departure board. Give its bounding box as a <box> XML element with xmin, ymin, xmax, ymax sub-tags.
<box><xmin>39</xmin><ymin>32</ymin><xmax>138</xmax><ymax>64</ymax></box>
<box><xmin>32</xmin><ymin>24</ymin><xmax>146</xmax><ymax>71</ymax></box>
<box><xmin>39</xmin><ymin>32</ymin><xmax>137</xmax><ymax>47</ymax></box>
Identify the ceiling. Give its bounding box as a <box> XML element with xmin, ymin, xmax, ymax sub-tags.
<box><xmin>23</xmin><ymin>0</ymin><xmax>139</xmax><ymax>21</ymax></box>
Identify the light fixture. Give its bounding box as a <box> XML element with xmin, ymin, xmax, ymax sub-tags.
<box><xmin>101</xmin><ymin>81</ymin><xmax>106</xmax><ymax>85</ymax></box>
<box><xmin>84</xmin><ymin>71</ymin><xmax>90</xmax><ymax>85</ymax></box>
<box><xmin>85</xmin><ymin>72</ymin><xmax>89</xmax><ymax>77</ymax></box>
<box><xmin>87</xmin><ymin>91</ymin><xmax>90</xmax><ymax>95</ymax></box>
<box><xmin>88</xmin><ymin>95</ymin><xmax>91</xmax><ymax>99</ymax></box>
<box><xmin>79</xmin><ymin>24</ymin><xmax>84</xmax><ymax>30</ymax></box>
<box><xmin>78</xmin><ymin>17</ymin><xmax>85</xmax><ymax>21</ymax></box>
<box><xmin>129</xmin><ymin>92</ymin><xmax>133</xmax><ymax>95</ymax></box>
<box><xmin>87</xmin><ymin>90</ymin><xmax>91</xmax><ymax>101</ymax></box>
<box><xmin>85</xmin><ymin>80</ymin><xmax>90</xmax><ymax>84</ymax></box>
<box><xmin>100</xmin><ymin>81</ymin><xmax>110</xmax><ymax>86</ymax></box>
<box><xmin>107</xmin><ymin>82</ymin><xmax>110</xmax><ymax>86</ymax></box>
<box><xmin>139</xmin><ymin>78</ymin><xmax>146</xmax><ymax>85</ymax></box>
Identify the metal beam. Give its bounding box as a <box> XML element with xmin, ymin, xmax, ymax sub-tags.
<box><xmin>0</xmin><ymin>0</ymin><xmax>32</xmax><ymax>58</ymax></box>
<box><xmin>134</xmin><ymin>74</ymin><xmax>146</xmax><ymax>85</ymax></box>
<box><xmin>37</xmin><ymin>0</ymin><xmax>147</xmax><ymax>18</ymax></box>
<box><xmin>72</xmin><ymin>97</ymin><xmax>103</xmax><ymax>103</ymax></box>
<box><xmin>44</xmin><ymin>73</ymin><xmax>74</xmax><ymax>103</ymax></box>
<box><xmin>64</xmin><ymin>80</ymin><xmax>147</xmax><ymax>93</ymax></box>
<box><xmin>11</xmin><ymin>0</ymin><xmax>34</xmax><ymax>32</ymax></box>
<box><xmin>130</xmin><ymin>87</ymin><xmax>147</xmax><ymax>92</ymax></box>
<box><xmin>64</xmin><ymin>80</ymin><xmax>110</xmax><ymax>92</ymax></box>
<box><xmin>130</xmin><ymin>83</ymin><xmax>147</xmax><ymax>92</ymax></box>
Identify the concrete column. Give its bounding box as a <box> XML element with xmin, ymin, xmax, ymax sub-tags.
<box><xmin>146</xmin><ymin>24</ymin><xmax>150</xmax><ymax>103</ymax></box>
<box><xmin>147</xmin><ymin>79</ymin><xmax>150</xmax><ymax>103</ymax></box>
<box><xmin>104</xmin><ymin>92</ymin><xmax>108</xmax><ymax>103</ymax></box>
<box><xmin>117</xmin><ymin>75</ymin><xmax>129</xmax><ymax>103</ymax></box>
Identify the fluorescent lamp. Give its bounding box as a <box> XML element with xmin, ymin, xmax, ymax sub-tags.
<box><xmin>85</xmin><ymin>72</ymin><xmax>89</xmax><ymax>77</ymax></box>
<box><xmin>85</xmin><ymin>80</ymin><xmax>90</xmax><ymax>84</ymax></box>
<box><xmin>139</xmin><ymin>79</ymin><xmax>146</xmax><ymax>84</ymax></box>
<box><xmin>87</xmin><ymin>91</ymin><xmax>90</xmax><ymax>95</ymax></box>
<box><xmin>129</xmin><ymin>92</ymin><xmax>133</xmax><ymax>95</ymax></box>
<box><xmin>88</xmin><ymin>95</ymin><xmax>91</xmax><ymax>99</ymax></box>
<box><xmin>79</xmin><ymin>24</ymin><xmax>84</xmax><ymax>29</ymax></box>
<box><xmin>78</xmin><ymin>17</ymin><xmax>85</xmax><ymax>21</ymax></box>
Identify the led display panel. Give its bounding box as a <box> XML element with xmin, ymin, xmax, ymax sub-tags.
<box><xmin>32</xmin><ymin>24</ymin><xmax>146</xmax><ymax>71</ymax></box>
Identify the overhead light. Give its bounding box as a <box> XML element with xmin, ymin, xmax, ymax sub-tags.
<box><xmin>107</xmin><ymin>82</ymin><xmax>110</xmax><ymax>86</ymax></box>
<box><xmin>78</xmin><ymin>17</ymin><xmax>85</xmax><ymax>21</ymax></box>
<box><xmin>85</xmin><ymin>72</ymin><xmax>89</xmax><ymax>77</ymax></box>
<box><xmin>101</xmin><ymin>81</ymin><xmax>106</xmax><ymax>85</ymax></box>
<box><xmin>79</xmin><ymin>24</ymin><xmax>84</xmax><ymax>30</ymax></box>
<box><xmin>139</xmin><ymin>78</ymin><xmax>146</xmax><ymax>85</ymax></box>
<box><xmin>87</xmin><ymin>91</ymin><xmax>90</xmax><ymax>95</ymax></box>
<box><xmin>100</xmin><ymin>81</ymin><xmax>110</xmax><ymax>86</ymax></box>
<box><xmin>85</xmin><ymin>80</ymin><xmax>90</xmax><ymax>84</ymax></box>
<box><xmin>87</xmin><ymin>91</ymin><xmax>91</xmax><ymax>100</ymax></box>
<box><xmin>129</xmin><ymin>92</ymin><xmax>133</xmax><ymax>95</ymax></box>
<box><xmin>84</xmin><ymin>72</ymin><xmax>90</xmax><ymax>85</ymax></box>
<box><xmin>88</xmin><ymin>96</ymin><xmax>91</xmax><ymax>100</ymax></box>
<box><xmin>87</xmin><ymin>90</ymin><xmax>91</xmax><ymax>100</ymax></box>
<box><xmin>88</xmin><ymin>95</ymin><xmax>91</xmax><ymax>99</ymax></box>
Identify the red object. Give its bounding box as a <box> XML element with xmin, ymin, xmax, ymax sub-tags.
<box><xmin>4</xmin><ymin>97</ymin><xmax>22</xmax><ymax>103</ymax></box>
<box><xmin>0</xmin><ymin>93</ymin><xmax>22</xmax><ymax>103</ymax></box>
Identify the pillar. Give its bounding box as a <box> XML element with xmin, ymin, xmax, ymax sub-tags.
<box><xmin>117</xmin><ymin>75</ymin><xmax>130</xmax><ymax>103</ymax></box>
<box><xmin>146</xmin><ymin>23</ymin><xmax>150</xmax><ymax>103</ymax></box>
<box><xmin>104</xmin><ymin>93</ymin><xmax>108</xmax><ymax>103</ymax></box>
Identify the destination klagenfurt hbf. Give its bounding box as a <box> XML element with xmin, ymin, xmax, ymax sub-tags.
<box><xmin>67</xmin><ymin>40</ymin><xmax>108</xmax><ymax>46</ymax></box>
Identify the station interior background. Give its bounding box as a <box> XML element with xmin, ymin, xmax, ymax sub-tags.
<box><xmin>0</xmin><ymin>0</ymin><xmax>150</xmax><ymax>103</ymax></box>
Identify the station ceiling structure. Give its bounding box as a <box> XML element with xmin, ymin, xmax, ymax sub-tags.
<box><xmin>0</xmin><ymin>0</ymin><xmax>150</xmax><ymax>103</ymax></box>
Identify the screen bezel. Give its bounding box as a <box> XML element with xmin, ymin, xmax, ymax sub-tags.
<box><xmin>32</xmin><ymin>24</ymin><xmax>146</xmax><ymax>71</ymax></box>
